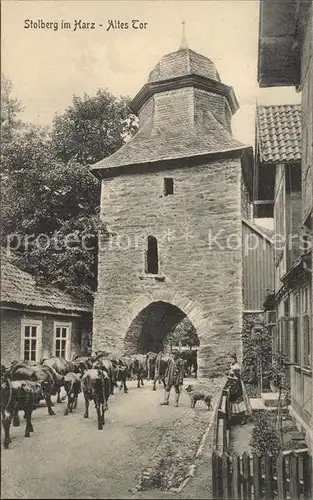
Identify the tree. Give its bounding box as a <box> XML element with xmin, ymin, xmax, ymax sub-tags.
<box><xmin>52</xmin><ymin>89</ymin><xmax>138</xmax><ymax>165</ymax></box>
<box><xmin>1</xmin><ymin>85</ymin><xmax>137</xmax><ymax>301</ymax></box>
<box><xmin>1</xmin><ymin>73</ymin><xmax>23</xmax><ymax>142</ymax></box>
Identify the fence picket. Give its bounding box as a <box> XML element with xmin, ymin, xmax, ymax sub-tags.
<box><xmin>222</xmin><ymin>453</ymin><xmax>231</xmax><ymax>499</ymax></box>
<box><xmin>264</xmin><ymin>454</ymin><xmax>273</xmax><ymax>500</ymax></box>
<box><xmin>212</xmin><ymin>451</ymin><xmax>222</xmax><ymax>499</ymax></box>
<box><xmin>212</xmin><ymin>450</ymin><xmax>311</xmax><ymax>500</ymax></box>
<box><xmin>276</xmin><ymin>453</ymin><xmax>285</xmax><ymax>500</ymax></box>
<box><xmin>289</xmin><ymin>452</ymin><xmax>299</xmax><ymax>500</ymax></box>
<box><xmin>242</xmin><ymin>452</ymin><xmax>251</xmax><ymax>500</ymax></box>
<box><xmin>231</xmin><ymin>453</ymin><xmax>240</xmax><ymax>500</ymax></box>
<box><xmin>252</xmin><ymin>454</ymin><xmax>262</xmax><ymax>499</ymax></box>
<box><xmin>303</xmin><ymin>451</ymin><xmax>312</xmax><ymax>500</ymax></box>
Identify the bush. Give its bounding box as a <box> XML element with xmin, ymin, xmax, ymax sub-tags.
<box><xmin>242</xmin><ymin>319</ymin><xmax>272</xmax><ymax>388</ymax></box>
<box><xmin>245</xmin><ymin>383</ymin><xmax>261</xmax><ymax>398</ymax></box>
<box><xmin>250</xmin><ymin>411</ymin><xmax>282</xmax><ymax>461</ymax></box>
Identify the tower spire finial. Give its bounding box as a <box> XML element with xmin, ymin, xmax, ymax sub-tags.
<box><xmin>180</xmin><ymin>21</ymin><xmax>188</xmax><ymax>50</ymax></box>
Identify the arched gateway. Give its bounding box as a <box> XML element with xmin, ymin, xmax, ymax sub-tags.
<box><xmin>91</xmin><ymin>38</ymin><xmax>250</xmax><ymax>377</ymax></box>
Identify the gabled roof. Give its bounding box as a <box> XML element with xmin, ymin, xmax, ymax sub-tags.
<box><xmin>256</xmin><ymin>104</ymin><xmax>301</xmax><ymax>163</ymax></box>
<box><xmin>1</xmin><ymin>250</ymin><xmax>92</xmax><ymax>313</ymax></box>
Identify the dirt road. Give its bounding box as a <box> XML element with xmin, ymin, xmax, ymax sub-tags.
<box><xmin>1</xmin><ymin>378</ymin><xmax>217</xmax><ymax>499</ymax></box>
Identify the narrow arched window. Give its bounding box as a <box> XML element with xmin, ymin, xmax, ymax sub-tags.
<box><xmin>146</xmin><ymin>236</ymin><xmax>159</xmax><ymax>274</ymax></box>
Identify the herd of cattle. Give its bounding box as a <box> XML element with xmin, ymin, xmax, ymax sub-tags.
<box><xmin>1</xmin><ymin>349</ymin><xmax>197</xmax><ymax>448</ymax></box>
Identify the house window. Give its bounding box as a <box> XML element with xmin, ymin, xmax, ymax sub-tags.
<box><xmin>278</xmin><ymin>316</ymin><xmax>290</xmax><ymax>361</ymax></box>
<box><xmin>164</xmin><ymin>178</ymin><xmax>174</xmax><ymax>196</ymax></box>
<box><xmin>54</xmin><ymin>322</ymin><xmax>71</xmax><ymax>359</ymax></box>
<box><xmin>145</xmin><ymin>236</ymin><xmax>159</xmax><ymax>274</ymax></box>
<box><xmin>303</xmin><ymin>287</ymin><xmax>311</xmax><ymax>368</ymax></box>
<box><xmin>21</xmin><ymin>320</ymin><xmax>42</xmax><ymax>362</ymax></box>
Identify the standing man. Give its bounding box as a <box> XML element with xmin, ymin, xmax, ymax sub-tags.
<box><xmin>160</xmin><ymin>348</ymin><xmax>185</xmax><ymax>407</ymax></box>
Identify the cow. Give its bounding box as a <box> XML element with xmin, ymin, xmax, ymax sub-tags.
<box><xmin>41</xmin><ymin>357</ymin><xmax>75</xmax><ymax>402</ymax></box>
<box><xmin>1</xmin><ymin>378</ymin><xmax>42</xmax><ymax>449</ymax></box>
<box><xmin>72</xmin><ymin>356</ymin><xmax>93</xmax><ymax>375</ymax></box>
<box><xmin>153</xmin><ymin>353</ymin><xmax>170</xmax><ymax>391</ymax></box>
<box><xmin>81</xmin><ymin>369</ymin><xmax>110</xmax><ymax>430</ymax></box>
<box><xmin>92</xmin><ymin>357</ymin><xmax>116</xmax><ymax>395</ymax></box>
<box><xmin>181</xmin><ymin>350</ymin><xmax>198</xmax><ymax>378</ymax></box>
<box><xmin>63</xmin><ymin>372</ymin><xmax>81</xmax><ymax>416</ymax></box>
<box><xmin>131</xmin><ymin>354</ymin><xmax>147</xmax><ymax>388</ymax></box>
<box><xmin>146</xmin><ymin>351</ymin><xmax>158</xmax><ymax>380</ymax></box>
<box><xmin>6</xmin><ymin>361</ymin><xmax>64</xmax><ymax>416</ymax></box>
<box><xmin>120</xmin><ymin>356</ymin><xmax>133</xmax><ymax>379</ymax></box>
<box><xmin>115</xmin><ymin>364</ymin><xmax>129</xmax><ymax>393</ymax></box>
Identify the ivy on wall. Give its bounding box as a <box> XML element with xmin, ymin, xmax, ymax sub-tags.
<box><xmin>242</xmin><ymin>314</ymin><xmax>272</xmax><ymax>388</ymax></box>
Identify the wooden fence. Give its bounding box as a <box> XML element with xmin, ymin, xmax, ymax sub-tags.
<box><xmin>212</xmin><ymin>449</ymin><xmax>312</xmax><ymax>499</ymax></box>
<box><xmin>214</xmin><ymin>386</ymin><xmax>231</xmax><ymax>453</ymax></box>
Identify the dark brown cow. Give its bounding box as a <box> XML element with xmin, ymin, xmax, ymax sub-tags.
<box><xmin>131</xmin><ymin>354</ymin><xmax>147</xmax><ymax>388</ymax></box>
<box><xmin>72</xmin><ymin>356</ymin><xmax>93</xmax><ymax>375</ymax></box>
<box><xmin>92</xmin><ymin>357</ymin><xmax>116</xmax><ymax>394</ymax></box>
<box><xmin>180</xmin><ymin>351</ymin><xmax>198</xmax><ymax>378</ymax></box>
<box><xmin>63</xmin><ymin>372</ymin><xmax>81</xmax><ymax>416</ymax></box>
<box><xmin>41</xmin><ymin>357</ymin><xmax>75</xmax><ymax>402</ymax></box>
<box><xmin>81</xmin><ymin>369</ymin><xmax>110</xmax><ymax>430</ymax></box>
<box><xmin>146</xmin><ymin>352</ymin><xmax>158</xmax><ymax>380</ymax></box>
<box><xmin>6</xmin><ymin>362</ymin><xmax>64</xmax><ymax>416</ymax></box>
<box><xmin>1</xmin><ymin>378</ymin><xmax>42</xmax><ymax>449</ymax></box>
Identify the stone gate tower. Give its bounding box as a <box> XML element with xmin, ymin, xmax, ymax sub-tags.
<box><xmin>91</xmin><ymin>40</ymin><xmax>252</xmax><ymax>377</ymax></box>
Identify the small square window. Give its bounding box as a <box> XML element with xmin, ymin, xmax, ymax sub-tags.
<box><xmin>164</xmin><ymin>178</ymin><xmax>174</xmax><ymax>196</ymax></box>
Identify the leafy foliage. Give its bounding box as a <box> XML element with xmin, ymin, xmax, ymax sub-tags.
<box><xmin>250</xmin><ymin>411</ymin><xmax>282</xmax><ymax>460</ymax></box>
<box><xmin>1</xmin><ymin>78</ymin><xmax>136</xmax><ymax>301</ymax></box>
<box><xmin>242</xmin><ymin>317</ymin><xmax>272</xmax><ymax>387</ymax></box>
<box><xmin>52</xmin><ymin>90</ymin><xmax>138</xmax><ymax>165</ymax></box>
<box><xmin>166</xmin><ymin>316</ymin><xmax>199</xmax><ymax>348</ymax></box>
<box><xmin>1</xmin><ymin>73</ymin><xmax>24</xmax><ymax>143</ymax></box>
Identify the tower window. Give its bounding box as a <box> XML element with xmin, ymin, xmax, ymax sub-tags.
<box><xmin>164</xmin><ymin>178</ymin><xmax>174</xmax><ymax>196</ymax></box>
<box><xmin>146</xmin><ymin>236</ymin><xmax>159</xmax><ymax>274</ymax></box>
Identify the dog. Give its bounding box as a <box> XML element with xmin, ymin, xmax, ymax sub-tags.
<box><xmin>184</xmin><ymin>384</ymin><xmax>213</xmax><ymax>410</ymax></box>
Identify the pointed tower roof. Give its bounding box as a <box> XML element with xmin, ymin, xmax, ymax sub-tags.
<box><xmin>147</xmin><ymin>48</ymin><xmax>221</xmax><ymax>83</ymax></box>
<box><xmin>148</xmin><ymin>22</ymin><xmax>220</xmax><ymax>84</ymax></box>
<box><xmin>91</xmin><ymin>37</ymin><xmax>247</xmax><ymax>177</ymax></box>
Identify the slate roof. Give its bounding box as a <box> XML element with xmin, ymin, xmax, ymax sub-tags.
<box><xmin>91</xmin><ymin>47</ymin><xmax>246</xmax><ymax>174</ymax></box>
<box><xmin>91</xmin><ymin>110</ymin><xmax>245</xmax><ymax>172</ymax></box>
<box><xmin>1</xmin><ymin>250</ymin><xmax>92</xmax><ymax>313</ymax></box>
<box><xmin>148</xmin><ymin>48</ymin><xmax>221</xmax><ymax>83</ymax></box>
<box><xmin>256</xmin><ymin>104</ymin><xmax>301</xmax><ymax>163</ymax></box>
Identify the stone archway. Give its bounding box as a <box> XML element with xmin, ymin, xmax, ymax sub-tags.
<box><xmin>124</xmin><ymin>301</ymin><xmax>199</xmax><ymax>354</ymax></box>
<box><xmin>119</xmin><ymin>291</ymin><xmax>213</xmax><ymax>376</ymax></box>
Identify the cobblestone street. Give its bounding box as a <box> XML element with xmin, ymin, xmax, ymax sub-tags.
<box><xmin>1</xmin><ymin>378</ymin><xmax>221</xmax><ymax>499</ymax></box>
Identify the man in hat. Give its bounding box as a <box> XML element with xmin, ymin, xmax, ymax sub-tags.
<box><xmin>160</xmin><ymin>348</ymin><xmax>185</xmax><ymax>407</ymax></box>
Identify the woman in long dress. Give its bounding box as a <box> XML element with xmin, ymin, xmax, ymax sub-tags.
<box><xmin>226</xmin><ymin>354</ymin><xmax>252</xmax><ymax>425</ymax></box>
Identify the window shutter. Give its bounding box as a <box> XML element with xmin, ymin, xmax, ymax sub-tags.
<box><xmin>303</xmin><ymin>314</ymin><xmax>311</xmax><ymax>367</ymax></box>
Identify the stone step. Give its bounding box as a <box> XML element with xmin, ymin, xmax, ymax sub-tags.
<box><xmin>289</xmin><ymin>430</ymin><xmax>306</xmax><ymax>441</ymax></box>
<box><xmin>263</xmin><ymin>399</ymin><xmax>279</xmax><ymax>407</ymax></box>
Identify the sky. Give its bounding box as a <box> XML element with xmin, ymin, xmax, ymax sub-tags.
<box><xmin>2</xmin><ymin>0</ymin><xmax>300</xmax><ymax>147</ymax></box>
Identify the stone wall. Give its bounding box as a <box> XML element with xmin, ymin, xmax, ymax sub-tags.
<box><xmin>93</xmin><ymin>155</ymin><xmax>244</xmax><ymax>377</ymax></box>
<box><xmin>1</xmin><ymin>309</ymin><xmax>89</xmax><ymax>364</ymax></box>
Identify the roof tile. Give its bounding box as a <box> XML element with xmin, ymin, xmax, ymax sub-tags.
<box><xmin>1</xmin><ymin>250</ymin><xmax>92</xmax><ymax>313</ymax></box>
<box><xmin>257</xmin><ymin>105</ymin><xmax>301</xmax><ymax>163</ymax></box>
